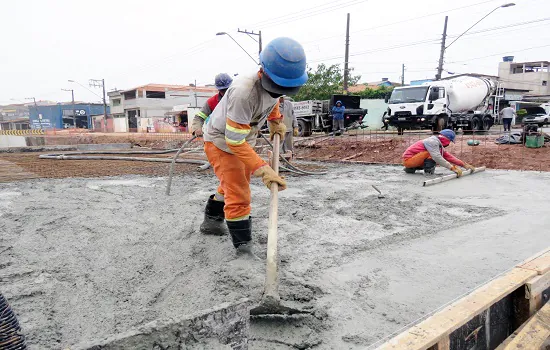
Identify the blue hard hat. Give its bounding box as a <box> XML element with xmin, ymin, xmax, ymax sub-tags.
<box><xmin>214</xmin><ymin>73</ymin><xmax>233</xmax><ymax>90</ymax></box>
<box><xmin>336</xmin><ymin>100</ymin><xmax>342</xmax><ymax>105</ymax></box>
<box><xmin>439</xmin><ymin>129</ymin><xmax>456</xmax><ymax>143</ymax></box>
<box><xmin>260</xmin><ymin>37</ymin><xmax>308</xmax><ymax>95</ymax></box>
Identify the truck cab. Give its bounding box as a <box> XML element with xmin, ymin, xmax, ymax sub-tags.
<box><xmin>385</xmin><ymin>84</ymin><xmax>448</xmax><ymax>134</ymax></box>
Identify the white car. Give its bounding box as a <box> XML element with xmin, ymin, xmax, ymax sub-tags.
<box><xmin>522</xmin><ymin>107</ymin><xmax>549</xmax><ymax>127</ymax></box>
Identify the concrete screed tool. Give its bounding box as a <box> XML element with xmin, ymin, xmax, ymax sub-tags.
<box><xmin>250</xmin><ymin>133</ymin><xmax>309</xmax><ymax>316</ymax></box>
<box><xmin>423</xmin><ymin>166</ymin><xmax>486</xmax><ymax>187</ymax></box>
<box><xmin>371</xmin><ymin>184</ymin><xmax>385</xmax><ymax>199</ymax></box>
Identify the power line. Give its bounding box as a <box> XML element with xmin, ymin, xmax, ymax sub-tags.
<box><xmin>447</xmin><ymin>43</ymin><xmax>550</xmax><ymax>63</ymax></box>
<box><xmin>302</xmin><ymin>0</ymin><xmax>501</xmax><ymax>45</ymax></box>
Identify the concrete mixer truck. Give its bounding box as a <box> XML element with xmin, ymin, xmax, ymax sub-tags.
<box><xmin>385</xmin><ymin>75</ymin><xmax>498</xmax><ymax>134</ymax></box>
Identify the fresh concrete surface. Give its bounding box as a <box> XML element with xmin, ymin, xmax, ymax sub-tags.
<box><xmin>0</xmin><ymin>164</ymin><xmax>548</xmax><ymax>349</ymax></box>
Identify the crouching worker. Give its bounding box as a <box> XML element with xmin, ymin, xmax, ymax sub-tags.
<box><xmin>402</xmin><ymin>129</ymin><xmax>475</xmax><ymax>176</ymax></box>
<box><xmin>198</xmin><ymin>37</ymin><xmax>308</xmax><ymax>256</ymax></box>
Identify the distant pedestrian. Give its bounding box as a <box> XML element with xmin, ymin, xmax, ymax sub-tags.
<box><xmin>279</xmin><ymin>96</ymin><xmax>298</xmax><ymax>156</ymax></box>
<box><xmin>499</xmin><ymin>106</ymin><xmax>516</xmax><ymax>132</ymax></box>
<box><xmin>331</xmin><ymin>100</ymin><xmax>345</xmax><ymax>136</ymax></box>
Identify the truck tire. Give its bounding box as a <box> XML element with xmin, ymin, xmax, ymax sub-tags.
<box><xmin>472</xmin><ymin>116</ymin><xmax>483</xmax><ymax>131</ymax></box>
<box><xmin>297</xmin><ymin>119</ymin><xmax>312</xmax><ymax>137</ymax></box>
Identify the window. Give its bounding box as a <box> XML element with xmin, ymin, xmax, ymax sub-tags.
<box><xmin>543</xmin><ymin>81</ymin><xmax>548</xmax><ymax>86</ymax></box>
<box><xmin>146</xmin><ymin>91</ymin><xmax>166</xmax><ymax>99</ymax></box>
<box><xmin>112</xmin><ymin>99</ymin><xmax>121</xmax><ymax>106</ymax></box>
<box><xmin>123</xmin><ymin>90</ymin><xmax>136</xmax><ymax>100</ymax></box>
<box><xmin>439</xmin><ymin>88</ymin><xmax>445</xmax><ymax>99</ymax></box>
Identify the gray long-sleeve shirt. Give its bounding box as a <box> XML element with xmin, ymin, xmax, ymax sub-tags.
<box><xmin>280</xmin><ymin>99</ymin><xmax>297</xmax><ymax>130</ymax></box>
<box><xmin>500</xmin><ymin>106</ymin><xmax>516</xmax><ymax>119</ymax></box>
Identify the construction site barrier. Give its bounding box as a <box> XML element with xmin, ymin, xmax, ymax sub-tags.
<box><xmin>0</xmin><ymin>129</ymin><xmax>45</xmax><ymax>136</ymax></box>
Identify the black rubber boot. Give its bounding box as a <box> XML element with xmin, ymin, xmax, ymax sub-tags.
<box><xmin>403</xmin><ymin>167</ymin><xmax>417</xmax><ymax>174</ymax></box>
<box><xmin>423</xmin><ymin>159</ymin><xmax>437</xmax><ymax>175</ymax></box>
<box><xmin>226</xmin><ymin>218</ymin><xmax>259</xmax><ymax>259</ymax></box>
<box><xmin>199</xmin><ymin>195</ymin><xmax>228</xmax><ymax>236</ymax></box>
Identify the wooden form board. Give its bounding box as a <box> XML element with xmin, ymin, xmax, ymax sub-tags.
<box><xmin>499</xmin><ymin>301</ymin><xmax>550</xmax><ymax>350</ymax></box>
<box><xmin>377</xmin><ymin>248</ymin><xmax>550</xmax><ymax>350</ymax></box>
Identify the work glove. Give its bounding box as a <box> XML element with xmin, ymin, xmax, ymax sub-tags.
<box><xmin>450</xmin><ymin>165</ymin><xmax>463</xmax><ymax>177</ymax></box>
<box><xmin>463</xmin><ymin>163</ymin><xmax>475</xmax><ymax>171</ymax></box>
<box><xmin>253</xmin><ymin>165</ymin><xmax>287</xmax><ymax>191</ymax></box>
<box><xmin>268</xmin><ymin>119</ymin><xmax>286</xmax><ymax>141</ymax></box>
<box><xmin>193</xmin><ymin>128</ymin><xmax>203</xmax><ymax>137</ymax></box>
<box><xmin>293</xmin><ymin>128</ymin><xmax>299</xmax><ymax>137</ymax></box>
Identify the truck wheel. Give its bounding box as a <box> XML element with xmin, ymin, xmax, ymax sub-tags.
<box><xmin>472</xmin><ymin>116</ymin><xmax>482</xmax><ymax>131</ymax></box>
<box><xmin>297</xmin><ymin>120</ymin><xmax>311</xmax><ymax>137</ymax></box>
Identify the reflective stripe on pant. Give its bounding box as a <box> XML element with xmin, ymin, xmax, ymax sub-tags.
<box><xmin>403</xmin><ymin>151</ymin><xmax>432</xmax><ymax>169</ymax></box>
<box><xmin>204</xmin><ymin>142</ymin><xmax>251</xmax><ymax>220</ymax></box>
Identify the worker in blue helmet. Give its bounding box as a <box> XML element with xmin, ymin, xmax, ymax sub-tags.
<box><xmin>199</xmin><ymin>37</ymin><xmax>308</xmax><ymax>257</ymax></box>
<box><xmin>191</xmin><ymin>73</ymin><xmax>233</xmax><ymax>136</ymax></box>
<box><xmin>402</xmin><ymin>129</ymin><xmax>476</xmax><ymax>176</ymax></box>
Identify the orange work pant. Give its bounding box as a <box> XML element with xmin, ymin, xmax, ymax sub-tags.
<box><xmin>403</xmin><ymin>151</ymin><xmax>432</xmax><ymax>168</ymax></box>
<box><xmin>204</xmin><ymin>142</ymin><xmax>251</xmax><ymax>220</ymax></box>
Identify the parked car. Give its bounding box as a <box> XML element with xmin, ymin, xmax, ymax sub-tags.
<box><xmin>521</xmin><ymin>106</ymin><xmax>549</xmax><ymax>127</ymax></box>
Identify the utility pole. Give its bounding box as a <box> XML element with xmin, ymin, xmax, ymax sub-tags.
<box><xmin>90</xmin><ymin>79</ymin><xmax>108</xmax><ymax>132</ymax></box>
<box><xmin>62</xmin><ymin>89</ymin><xmax>76</xmax><ymax>129</ymax></box>
<box><xmin>401</xmin><ymin>64</ymin><xmax>405</xmax><ymax>85</ymax></box>
<box><xmin>194</xmin><ymin>79</ymin><xmax>198</xmax><ymax>107</ymax></box>
<box><xmin>343</xmin><ymin>13</ymin><xmax>351</xmax><ymax>93</ymax></box>
<box><xmin>435</xmin><ymin>16</ymin><xmax>448</xmax><ymax>81</ymax></box>
<box><xmin>237</xmin><ymin>29</ymin><xmax>262</xmax><ymax>56</ymax></box>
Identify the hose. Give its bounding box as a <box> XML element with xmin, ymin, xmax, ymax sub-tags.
<box><xmin>0</xmin><ymin>293</ymin><xmax>27</xmax><ymax>349</ymax></box>
<box><xmin>259</xmin><ymin>134</ymin><xmax>327</xmax><ymax>176</ymax></box>
<box><xmin>166</xmin><ymin>136</ymin><xmax>199</xmax><ymax>195</ymax></box>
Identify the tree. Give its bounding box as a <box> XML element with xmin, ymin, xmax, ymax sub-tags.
<box><xmin>293</xmin><ymin>63</ymin><xmax>361</xmax><ymax>101</ymax></box>
<box><xmin>357</xmin><ymin>85</ymin><xmax>394</xmax><ymax>99</ymax></box>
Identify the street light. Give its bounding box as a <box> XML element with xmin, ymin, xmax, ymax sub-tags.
<box><xmin>68</xmin><ymin>79</ymin><xmax>102</xmax><ymax>100</ymax></box>
<box><xmin>445</xmin><ymin>3</ymin><xmax>516</xmax><ymax>50</ymax></box>
<box><xmin>436</xmin><ymin>3</ymin><xmax>515</xmax><ymax>80</ymax></box>
<box><xmin>216</xmin><ymin>32</ymin><xmax>259</xmax><ymax>65</ymax></box>
<box><xmin>61</xmin><ymin>88</ymin><xmax>77</xmax><ymax>129</ymax></box>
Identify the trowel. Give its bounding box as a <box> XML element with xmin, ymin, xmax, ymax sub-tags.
<box><xmin>250</xmin><ymin>133</ymin><xmax>309</xmax><ymax>316</ymax></box>
<box><xmin>371</xmin><ymin>185</ymin><xmax>385</xmax><ymax>199</ymax></box>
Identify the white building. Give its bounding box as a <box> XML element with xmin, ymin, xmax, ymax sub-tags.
<box><xmin>498</xmin><ymin>60</ymin><xmax>550</xmax><ymax>96</ymax></box>
<box><xmin>108</xmin><ymin>84</ymin><xmax>217</xmax><ymax>132</ymax></box>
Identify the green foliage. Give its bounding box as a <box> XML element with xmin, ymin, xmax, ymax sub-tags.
<box><xmin>293</xmin><ymin>63</ymin><xmax>361</xmax><ymax>101</ymax></box>
<box><xmin>517</xmin><ymin>109</ymin><xmax>527</xmax><ymax>116</ymax></box>
<box><xmin>356</xmin><ymin>86</ymin><xmax>394</xmax><ymax>99</ymax></box>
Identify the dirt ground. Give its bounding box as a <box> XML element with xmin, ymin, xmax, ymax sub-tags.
<box><xmin>1</xmin><ymin>164</ymin><xmax>549</xmax><ymax>349</ymax></box>
<box><xmin>296</xmin><ymin>133</ymin><xmax>550</xmax><ymax>171</ymax></box>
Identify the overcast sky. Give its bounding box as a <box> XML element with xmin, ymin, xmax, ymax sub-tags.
<box><xmin>1</xmin><ymin>0</ymin><xmax>548</xmax><ymax>105</ymax></box>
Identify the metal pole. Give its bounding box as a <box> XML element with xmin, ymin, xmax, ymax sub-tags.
<box><xmin>33</xmin><ymin>97</ymin><xmax>43</xmax><ymax>130</ymax></box>
<box><xmin>401</xmin><ymin>64</ymin><xmax>405</xmax><ymax>85</ymax></box>
<box><xmin>258</xmin><ymin>30</ymin><xmax>262</xmax><ymax>55</ymax></box>
<box><xmin>72</xmin><ymin>89</ymin><xmax>76</xmax><ymax>130</ymax></box>
<box><xmin>102</xmin><ymin>79</ymin><xmax>107</xmax><ymax>132</ymax></box>
<box><xmin>343</xmin><ymin>13</ymin><xmax>351</xmax><ymax>93</ymax></box>
<box><xmin>436</xmin><ymin>16</ymin><xmax>448</xmax><ymax>81</ymax></box>
<box><xmin>194</xmin><ymin>79</ymin><xmax>198</xmax><ymax>107</ymax></box>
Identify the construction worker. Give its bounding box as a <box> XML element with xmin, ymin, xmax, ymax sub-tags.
<box><xmin>279</xmin><ymin>96</ymin><xmax>298</xmax><ymax>156</ymax></box>
<box><xmin>402</xmin><ymin>129</ymin><xmax>475</xmax><ymax>176</ymax></box>
<box><xmin>199</xmin><ymin>37</ymin><xmax>308</xmax><ymax>255</ymax></box>
<box><xmin>499</xmin><ymin>105</ymin><xmax>516</xmax><ymax>132</ymax></box>
<box><xmin>191</xmin><ymin>73</ymin><xmax>233</xmax><ymax>136</ymax></box>
<box><xmin>331</xmin><ymin>100</ymin><xmax>345</xmax><ymax>136</ymax></box>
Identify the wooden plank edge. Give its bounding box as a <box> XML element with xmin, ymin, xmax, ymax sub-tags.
<box><xmin>516</xmin><ymin>249</ymin><xmax>550</xmax><ymax>275</ymax></box>
<box><xmin>377</xmin><ymin>267</ymin><xmax>538</xmax><ymax>350</ymax></box>
<box><xmin>499</xmin><ymin>301</ymin><xmax>550</xmax><ymax>350</ymax></box>
<box><xmin>526</xmin><ymin>271</ymin><xmax>550</xmax><ymax>300</ymax></box>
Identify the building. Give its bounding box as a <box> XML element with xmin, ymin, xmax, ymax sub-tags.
<box><xmin>108</xmin><ymin>83</ymin><xmax>218</xmax><ymax>132</ymax></box>
<box><xmin>28</xmin><ymin>103</ymin><xmax>108</xmax><ymax>129</ymax></box>
<box><xmin>0</xmin><ymin>103</ymin><xmax>29</xmax><ymax>122</ymax></box>
<box><xmin>0</xmin><ymin>117</ymin><xmax>30</xmax><ymax>131</ymax></box>
<box><xmin>498</xmin><ymin>58</ymin><xmax>550</xmax><ymax>96</ymax></box>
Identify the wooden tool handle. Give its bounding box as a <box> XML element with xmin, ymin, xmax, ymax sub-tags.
<box><xmin>264</xmin><ymin>134</ymin><xmax>280</xmax><ymax>298</ymax></box>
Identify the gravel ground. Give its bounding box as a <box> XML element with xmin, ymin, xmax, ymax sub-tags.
<box><xmin>0</xmin><ymin>164</ymin><xmax>549</xmax><ymax>349</ymax></box>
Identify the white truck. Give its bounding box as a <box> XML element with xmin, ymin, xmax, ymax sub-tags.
<box><xmin>385</xmin><ymin>75</ymin><xmax>498</xmax><ymax>134</ymax></box>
